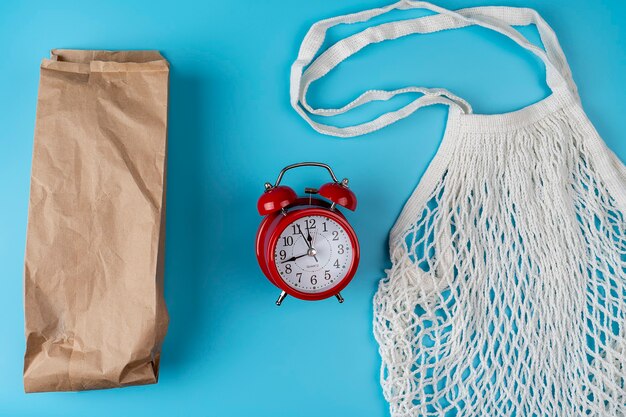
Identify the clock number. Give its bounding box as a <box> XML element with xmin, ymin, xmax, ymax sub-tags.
<box><xmin>332</xmin><ymin>230</ymin><xmax>339</xmax><ymax>241</ymax></box>
<box><xmin>305</xmin><ymin>218</ymin><xmax>316</xmax><ymax>229</ymax></box>
<box><xmin>282</xmin><ymin>236</ymin><xmax>294</xmax><ymax>246</ymax></box>
<box><xmin>334</xmin><ymin>259</ymin><xmax>340</xmax><ymax>268</ymax></box>
<box><xmin>291</xmin><ymin>224</ymin><xmax>301</xmax><ymax>235</ymax></box>
<box><xmin>324</xmin><ymin>270</ymin><xmax>331</xmax><ymax>280</ymax></box>
<box><xmin>322</xmin><ymin>222</ymin><xmax>328</xmax><ymax>232</ymax></box>
<box><xmin>279</xmin><ymin>250</ymin><xmax>286</xmax><ymax>260</ymax></box>
<box><xmin>296</xmin><ymin>273</ymin><xmax>302</xmax><ymax>283</ymax></box>
<box><xmin>310</xmin><ymin>274</ymin><xmax>317</xmax><ymax>285</ymax></box>
<box><xmin>285</xmin><ymin>264</ymin><xmax>292</xmax><ymax>274</ymax></box>
<box><xmin>337</xmin><ymin>244</ymin><xmax>344</xmax><ymax>254</ymax></box>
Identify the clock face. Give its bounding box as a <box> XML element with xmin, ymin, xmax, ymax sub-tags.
<box><xmin>273</xmin><ymin>214</ymin><xmax>353</xmax><ymax>294</ymax></box>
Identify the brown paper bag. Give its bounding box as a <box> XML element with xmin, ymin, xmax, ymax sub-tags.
<box><xmin>23</xmin><ymin>50</ymin><xmax>169</xmax><ymax>392</ymax></box>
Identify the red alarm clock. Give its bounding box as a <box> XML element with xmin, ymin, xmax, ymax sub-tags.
<box><xmin>256</xmin><ymin>162</ymin><xmax>360</xmax><ymax>305</ymax></box>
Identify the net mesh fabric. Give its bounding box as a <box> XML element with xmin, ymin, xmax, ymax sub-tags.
<box><xmin>373</xmin><ymin>109</ymin><xmax>626</xmax><ymax>416</ymax></box>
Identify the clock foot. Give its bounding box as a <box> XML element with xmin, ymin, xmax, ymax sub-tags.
<box><xmin>276</xmin><ymin>291</ymin><xmax>287</xmax><ymax>306</ymax></box>
<box><xmin>335</xmin><ymin>293</ymin><xmax>344</xmax><ymax>303</ymax></box>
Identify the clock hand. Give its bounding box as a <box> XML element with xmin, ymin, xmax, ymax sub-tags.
<box><xmin>299</xmin><ymin>226</ymin><xmax>319</xmax><ymax>262</ymax></box>
<box><xmin>299</xmin><ymin>229</ymin><xmax>311</xmax><ymax>249</ymax></box>
<box><xmin>281</xmin><ymin>253</ymin><xmax>307</xmax><ymax>263</ymax></box>
<box><xmin>308</xmin><ymin>228</ymin><xmax>319</xmax><ymax>262</ymax></box>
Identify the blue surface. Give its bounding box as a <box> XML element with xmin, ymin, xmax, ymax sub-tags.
<box><xmin>0</xmin><ymin>0</ymin><xmax>624</xmax><ymax>416</ymax></box>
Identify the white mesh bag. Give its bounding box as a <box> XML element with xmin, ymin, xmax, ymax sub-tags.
<box><xmin>290</xmin><ymin>1</ymin><xmax>626</xmax><ymax>416</ymax></box>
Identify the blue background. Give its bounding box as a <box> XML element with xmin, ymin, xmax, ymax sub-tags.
<box><xmin>0</xmin><ymin>0</ymin><xmax>624</xmax><ymax>416</ymax></box>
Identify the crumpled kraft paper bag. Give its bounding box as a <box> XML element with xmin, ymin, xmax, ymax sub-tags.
<box><xmin>23</xmin><ymin>50</ymin><xmax>169</xmax><ymax>392</ymax></box>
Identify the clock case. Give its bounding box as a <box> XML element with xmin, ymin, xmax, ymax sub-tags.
<box><xmin>256</xmin><ymin>162</ymin><xmax>359</xmax><ymax>305</ymax></box>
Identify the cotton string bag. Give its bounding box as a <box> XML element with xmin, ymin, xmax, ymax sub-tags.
<box><xmin>290</xmin><ymin>1</ymin><xmax>626</xmax><ymax>416</ymax></box>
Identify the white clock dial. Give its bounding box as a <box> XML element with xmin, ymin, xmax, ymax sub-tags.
<box><xmin>274</xmin><ymin>215</ymin><xmax>353</xmax><ymax>293</ymax></box>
